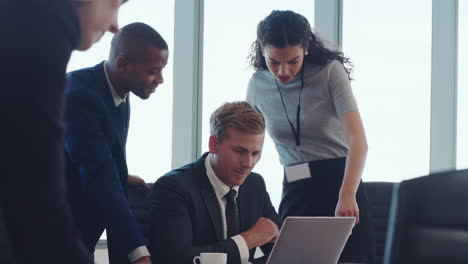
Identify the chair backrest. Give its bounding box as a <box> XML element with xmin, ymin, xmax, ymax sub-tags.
<box><xmin>383</xmin><ymin>169</ymin><xmax>468</xmax><ymax>264</ymax></box>
<box><xmin>0</xmin><ymin>206</ymin><xmax>16</xmax><ymax>264</ymax></box>
<box><xmin>127</xmin><ymin>183</ymin><xmax>154</xmax><ymax>241</ymax></box>
<box><xmin>364</xmin><ymin>181</ymin><xmax>396</xmax><ymax>264</ymax></box>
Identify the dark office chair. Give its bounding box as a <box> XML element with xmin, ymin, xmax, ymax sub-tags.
<box><xmin>383</xmin><ymin>169</ymin><xmax>468</xmax><ymax>264</ymax></box>
<box><xmin>127</xmin><ymin>183</ymin><xmax>154</xmax><ymax>240</ymax></box>
<box><xmin>364</xmin><ymin>182</ymin><xmax>397</xmax><ymax>264</ymax></box>
<box><xmin>0</xmin><ymin>206</ymin><xmax>16</xmax><ymax>264</ymax></box>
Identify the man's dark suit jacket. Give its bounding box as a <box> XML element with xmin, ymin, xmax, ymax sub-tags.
<box><xmin>64</xmin><ymin>62</ymin><xmax>146</xmax><ymax>262</ymax></box>
<box><xmin>149</xmin><ymin>153</ymin><xmax>281</xmax><ymax>264</ymax></box>
<box><xmin>0</xmin><ymin>0</ymin><xmax>92</xmax><ymax>263</ymax></box>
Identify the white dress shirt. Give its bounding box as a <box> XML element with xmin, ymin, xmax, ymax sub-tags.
<box><xmin>103</xmin><ymin>62</ymin><xmax>149</xmax><ymax>263</ymax></box>
<box><xmin>205</xmin><ymin>154</ymin><xmax>250</xmax><ymax>264</ymax></box>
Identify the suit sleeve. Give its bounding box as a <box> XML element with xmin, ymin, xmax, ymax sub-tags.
<box><xmin>149</xmin><ymin>176</ymin><xmax>242</xmax><ymax>264</ymax></box>
<box><xmin>64</xmin><ymin>85</ymin><xmax>146</xmax><ymax>256</ymax></box>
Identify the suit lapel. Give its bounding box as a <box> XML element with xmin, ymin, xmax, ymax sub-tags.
<box><xmin>123</xmin><ymin>97</ymin><xmax>130</xmax><ymax>144</ymax></box>
<box><xmin>92</xmin><ymin>61</ymin><xmax>129</xmax><ymax>146</ymax></box>
<box><xmin>196</xmin><ymin>154</ymin><xmax>224</xmax><ymax>241</ymax></box>
<box><xmin>235</xmin><ymin>177</ymin><xmax>256</xmax><ymax>259</ymax></box>
<box><xmin>201</xmin><ymin>185</ymin><xmax>223</xmax><ymax>241</ymax></box>
<box><xmin>91</xmin><ymin>62</ymin><xmax>129</xmax><ymax>184</ymax></box>
<box><xmin>92</xmin><ymin>62</ymin><xmax>114</xmax><ymax>109</ymax></box>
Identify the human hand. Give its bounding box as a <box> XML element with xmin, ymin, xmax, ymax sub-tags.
<box><xmin>335</xmin><ymin>193</ymin><xmax>360</xmax><ymax>225</ymax></box>
<box><xmin>241</xmin><ymin>217</ymin><xmax>279</xmax><ymax>249</ymax></box>
<box><xmin>133</xmin><ymin>255</ymin><xmax>151</xmax><ymax>264</ymax></box>
<box><xmin>128</xmin><ymin>174</ymin><xmax>151</xmax><ymax>195</ymax></box>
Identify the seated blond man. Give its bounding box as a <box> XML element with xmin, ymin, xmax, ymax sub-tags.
<box><xmin>149</xmin><ymin>101</ymin><xmax>280</xmax><ymax>264</ymax></box>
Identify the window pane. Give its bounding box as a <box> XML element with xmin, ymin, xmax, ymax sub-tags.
<box><xmin>202</xmin><ymin>1</ymin><xmax>314</xmax><ymax>209</ymax></box>
<box><xmin>342</xmin><ymin>0</ymin><xmax>432</xmax><ymax>182</ymax></box>
<box><xmin>457</xmin><ymin>0</ymin><xmax>468</xmax><ymax>169</ymax></box>
<box><xmin>68</xmin><ymin>0</ymin><xmax>174</xmax><ymax>184</ymax></box>
<box><xmin>67</xmin><ymin>0</ymin><xmax>175</xmax><ymax>241</ymax></box>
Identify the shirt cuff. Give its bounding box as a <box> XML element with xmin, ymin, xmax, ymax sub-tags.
<box><xmin>128</xmin><ymin>246</ymin><xmax>150</xmax><ymax>263</ymax></box>
<box><xmin>231</xmin><ymin>235</ymin><xmax>249</xmax><ymax>264</ymax></box>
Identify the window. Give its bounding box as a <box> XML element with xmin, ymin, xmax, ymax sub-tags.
<box><xmin>342</xmin><ymin>0</ymin><xmax>432</xmax><ymax>181</ymax></box>
<box><xmin>67</xmin><ymin>0</ymin><xmax>175</xmax><ymax>184</ymax></box>
<box><xmin>457</xmin><ymin>0</ymin><xmax>468</xmax><ymax>169</ymax></box>
<box><xmin>202</xmin><ymin>0</ymin><xmax>314</xmax><ymax>209</ymax></box>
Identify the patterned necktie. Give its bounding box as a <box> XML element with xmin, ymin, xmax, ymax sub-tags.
<box><xmin>224</xmin><ymin>189</ymin><xmax>239</xmax><ymax>238</ymax></box>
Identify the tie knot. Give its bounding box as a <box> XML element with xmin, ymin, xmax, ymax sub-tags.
<box><xmin>224</xmin><ymin>189</ymin><xmax>237</xmax><ymax>201</ymax></box>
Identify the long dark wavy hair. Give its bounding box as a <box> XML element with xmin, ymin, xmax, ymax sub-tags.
<box><xmin>248</xmin><ymin>10</ymin><xmax>353</xmax><ymax>80</ymax></box>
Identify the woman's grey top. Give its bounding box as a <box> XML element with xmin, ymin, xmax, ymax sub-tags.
<box><xmin>247</xmin><ymin>60</ymin><xmax>358</xmax><ymax>166</ymax></box>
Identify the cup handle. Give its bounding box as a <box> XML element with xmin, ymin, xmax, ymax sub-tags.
<box><xmin>193</xmin><ymin>256</ymin><xmax>201</xmax><ymax>264</ymax></box>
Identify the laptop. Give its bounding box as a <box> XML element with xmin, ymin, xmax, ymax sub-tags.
<box><xmin>266</xmin><ymin>217</ymin><xmax>355</xmax><ymax>264</ymax></box>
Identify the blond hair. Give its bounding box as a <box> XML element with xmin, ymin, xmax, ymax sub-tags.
<box><xmin>210</xmin><ymin>101</ymin><xmax>265</xmax><ymax>141</ymax></box>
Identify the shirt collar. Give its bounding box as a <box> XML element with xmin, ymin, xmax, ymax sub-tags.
<box><xmin>205</xmin><ymin>154</ymin><xmax>239</xmax><ymax>200</ymax></box>
<box><xmin>103</xmin><ymin>61</ymin><xmax>127</xmax><ymax>107</ymax></box>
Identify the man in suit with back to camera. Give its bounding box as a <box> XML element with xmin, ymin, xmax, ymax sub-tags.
<box><xmin>149</xmin><ymin>101</ymin><xmax>281</xmax><ymax>264</ymax></box>
<box><xmin>1</xmin><ymin>0</ymin><xmax>127</xmax><ymax>263</ymax></box>
<box><xmin>64</xmin><ymin>22</ymin><xmax>169</xmax><ymax>264</ymax></box>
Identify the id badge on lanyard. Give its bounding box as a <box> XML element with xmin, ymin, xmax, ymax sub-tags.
<box><xmin>286</xmin><ymin>162</ymin><xmax>311</xmax><ymax>182</ymax></box>
<box><xmin>276</xmin><ymin>66</ymin><xmax>309</xmax><ymax>183</ymax></box>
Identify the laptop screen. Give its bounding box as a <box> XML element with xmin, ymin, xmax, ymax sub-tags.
<box><xmin>266</xmin><ymin>217</ymin><xmax>355</xmax><ymax>264</ymax></box>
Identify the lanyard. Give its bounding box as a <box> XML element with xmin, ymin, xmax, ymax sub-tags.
<box><xmin>275</xmin><ymin>65</ymin><xmax>305</xmax><ymax>155</ymax></box>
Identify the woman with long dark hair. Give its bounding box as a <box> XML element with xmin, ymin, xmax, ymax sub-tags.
<box><xmin>247</xmin><ymin>10</ymin><xmax>374</xmax><ymax>263</ymax></box>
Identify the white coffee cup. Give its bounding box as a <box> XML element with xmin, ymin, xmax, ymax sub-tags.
<box><xmin>193</xmin><ymin>252</ymin><xmax>227</xmax><ymax>264</ymax></box>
